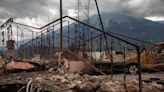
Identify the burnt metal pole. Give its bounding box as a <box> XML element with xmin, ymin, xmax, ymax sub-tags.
<box><xmin>59</xmin><ymin>0</ymin><xmax>63</xmax><ymax>69</ymax></box>
<box><xmin>60</xmin><ymin>0</ymin><xmax>63</xmax><ymax>51</ymax></box>
<box><xmin>137</xmin><ymin>46</ymin><xmax>142</xmax><ymax>92</ymax></box>
<box><xmin>94</xmin><ymin>0</ymin><xmax>112</xmax><ymax>78</ymax></box>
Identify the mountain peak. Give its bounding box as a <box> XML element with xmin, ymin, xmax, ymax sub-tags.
<box><xmin>88</xmin><ymin>12</ymin><xmax>164</xmax><ymax>43</ymax></box>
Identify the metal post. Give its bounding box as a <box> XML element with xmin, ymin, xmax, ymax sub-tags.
<box><xmin>60</xmin><ymin>0</ymin><xmax>63</xmax><ymax>51</ymax></box>
<box><xmin>94</xmin><ymin>0</ymin><xmax>111</xmax><ymax>74</ymax></box>
<box><xmin>123</xmin><ymin>47</ymin><xmax>126</xmax><ymax>89</ymax></box>
<box><xmin>59</xmin><ymin>0</ymin><xmax>63</xmax><ymax>69</ymax></box>
<box><xmin>137</xmin><ymin>46</ymin><xmax>142</xmax><ymax>92</ymax></box>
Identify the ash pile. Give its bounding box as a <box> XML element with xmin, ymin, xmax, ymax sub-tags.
<box><xmin>29</xmin><ymin>73</ymin><xmax>164</xmax><ymax>92</ymax></box>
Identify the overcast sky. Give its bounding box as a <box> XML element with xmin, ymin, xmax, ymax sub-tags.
<box><xmin>0</xmin><ymin>0</ymin><xmax>164</xmax><ymax>27</ymax></box>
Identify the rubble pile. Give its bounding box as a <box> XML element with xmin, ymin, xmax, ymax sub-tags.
<box><xmin>0</xmin><ymin>71</ymin><xmax>164</xmax><ymax>92</ymax></box>
<box><xmin>30</xmin><ymin>73</ymin><xmax>164</xmax><ymax>92</ymax></box>
<box><xmin>127</xmin><ymin>79</ymin><xmax>164</xmax><ymax>92</ymax></box>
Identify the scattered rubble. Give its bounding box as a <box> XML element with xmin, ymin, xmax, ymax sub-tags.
<box><xmin>1</xmin><ymin>72</ymin><xmax>163</xmax><ymax>92</ymax></box>
<box><xmin>0</xmin><ymin>59</ymin><xmax>164</xmax><ymax>92</ymax></box>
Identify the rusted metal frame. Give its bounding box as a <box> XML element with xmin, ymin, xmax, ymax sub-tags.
<box><xmin>13</xmin><ymin>17</ymin><xmax>67</xmax><ymax>31</ymax></box>
<box><xmin>14</xmin><ymin>19</ymin><xmax>66</xmax><ymax>48</ymax></box>
<box><xmin>24</xmin><ymin>21</ymin><xmax>67</xmax><ymax>51</ymax></box>
<box><xmin>18</xmin><ymin>20</ymin><xmax>68</xmax><ymax>47</ymax></box>
<box><xmin>2</xmin><ymin>16</ymin><xmax>150</xmax><ymax>50</ymax></box>
<box><xmin>21</xmin><ymin>18</ymin><xmax>106</xmax><ymax>50</ymax></box>
<box><xmin>13</xmin><ymin>22</ymin><xmax>40</xmax><ymax>30</ymax></box>
<box><xmin>0</xmin><ymin>18</ymin><xmax>13</xmax><ymax>30</ymax></box>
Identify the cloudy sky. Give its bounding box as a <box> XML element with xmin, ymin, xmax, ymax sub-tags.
<box><xmin>0</xmin><ymin>0</ymin><xmax>164</xmax><ymax>27</ymax></box>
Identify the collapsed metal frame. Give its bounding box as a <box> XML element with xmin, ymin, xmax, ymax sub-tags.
<box><xmin>3</xmin><ymin>0</ymin><xmax>162</xmax><ymax>92</ymax></box>
<box><xmin>0</xmin><ymin>18</ymin><xmax>143</xmax><ymax>92</ymax></box>
<box><xmin>12</xmin><ymin>15</ymin><xmax>142</xmax><ymax>92</ymax></box>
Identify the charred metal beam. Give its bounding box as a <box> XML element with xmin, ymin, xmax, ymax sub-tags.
<box><xmin>0</xmin><ymin>18</ymin><xmax>13</xmax><ymax>30</ymax></box>
<box><xmin>60</xmin><ymin>0</ymin><xmax>63</xmax><ymax>52</ymax></box>
<box><xmin>137</xmin><ymin>47</ymin><xmax>142</xmax><ymax>92</ymax></box>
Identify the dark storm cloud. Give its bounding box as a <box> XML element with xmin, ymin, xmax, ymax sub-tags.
<box><xmin>0</xmin><ymin>0</ymin><xmax>164</xmax><ymax>23</ymax></box>
<box><xmin>0</xmin><ymin>0</ymin><xmax>52</xmax><ymax>19</ymax></box>
<box><xmin>97</xmin><ymin>0</ymin><xmax>164</xmax><ymax>17</ymax></box>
